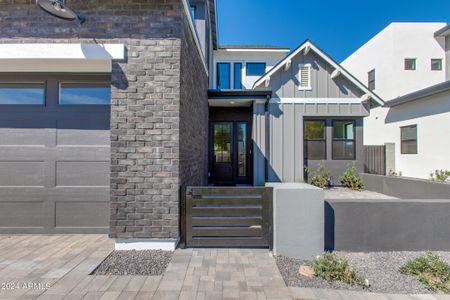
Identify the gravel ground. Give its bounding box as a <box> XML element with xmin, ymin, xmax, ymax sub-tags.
<box><xmin>92</xmin><ymin>250</ymin><xmax>173</xmax><ymax>276</ymax></box>
<box><xmin>276</xmin><ymin>251</ymin><xmax>450</xmax><ymax>294</ymax></box>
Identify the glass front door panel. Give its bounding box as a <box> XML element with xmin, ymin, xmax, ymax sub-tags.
<box><xmin>237</xmin><ymin>123</ymin><xmax>247</xmax><ymax>177</ymax></box>
<box><xmin>214</xmin><ymin>124</ymin><xmax>232</xmax><ymax>163</ymax></box>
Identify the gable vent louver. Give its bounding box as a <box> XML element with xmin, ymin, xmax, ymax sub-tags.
<box><xmin>299</xmin><ymin>64</ymin><xmax>311</xmax><ymax>90</ymax></box>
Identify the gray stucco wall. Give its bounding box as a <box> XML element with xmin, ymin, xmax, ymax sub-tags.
<box><xmin>362</xmin><ymin>173</ymin><xmax>450</xmax><ymax>199</ymax></box>
<box><xmin>0</xmin><ymin>0</ymin><xmax>209</xmax><ymax>241</ymax></box>
<box><xmin>270</xmin><ymin>51</ymin><xmax>365</xmax><ymax>99</ymax></box>
<box><xmin>325</xmin><ymin>199</ymin><xmax>450</xmax><ymax>251</ymax></box>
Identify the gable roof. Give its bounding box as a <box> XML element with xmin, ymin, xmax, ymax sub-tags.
<box><xmin>253</xmin><ymin>40</ymin><xmax>384</xmax><ymax>106</ymax></box>
<box><xmin>385</xmin><ymin>80</ymin><xmax>450</xmax><ymax>107</ymax></box>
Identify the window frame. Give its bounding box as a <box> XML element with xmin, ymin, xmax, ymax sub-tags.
<box><xmin>303</xmin><ymin>119</ymin><xmax>327</xmax><ymax>160</ymax></box>
<box><xmin>400</xmin><ymin>124</ymin><xmax>418</xmax><ymax>155</ymax></box>
<box><xmin>368</xmin><ymin>69</ymin><xmax>375</xmax><ymax>91</ymax></box>
<box><xmin>233</xmin><ymin>62</ymin><xmax>243</xmax><ymax>89</ymax></box>
<box><xmin>216</xmin><ymin>62</ymin><xmax>231</xmax><ymax>90</ymax></box>
<box><xmin>58</xmin><ymin>81</ymin><xmax>111</xmax><ymax>105</ymax></box>
<box><xmin>431</xmin><ymin>58</ymin><xmax>442</xmax><ymax>71</ymax></box>
<box><xmin>0</xmin><ymin>81</ymin><xmax>46</xmax><ymax>106</ymax></box>
<box><xmin>298</xmin><ymin>63</ymin><xmax>312</xmax><ymax>91</ymax></box>
<box><xmin>245</xmin><ymin>62</ymin><xmax>266</xmax><ymax>77</ymax></box>
<box><xmin>404</xmin><ymin>58</ymin><xmax>416</xmax><ymax>71</ymax></box>
<box><xmin>332</xmin><ymin>120</ymin><xmax>356</xmax><ymax>160</ymax></box>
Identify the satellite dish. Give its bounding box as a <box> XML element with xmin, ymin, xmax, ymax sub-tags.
<box><xmin>36</xmin><ymin>0</ymin><xmax>85</xmax><ymax>24</ymax></box>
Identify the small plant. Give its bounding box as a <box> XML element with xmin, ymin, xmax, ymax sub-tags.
<box><xmin>430</xmin><ymin>170</ymin><xmax>450</xmax><ymax>183</ymax></box>
<box><xmin>388</xmin><ymin>170</ymin><xmax>402</xmax><ymax>177</ymax></box>
<box><xmin>305</xmin><ymin>163</ymin><xmax>332</xmax><ymax>189</ymax></box>
<box><xmin>400</xmin><ymin>252</ymin><xmax>450</xmax><ymax>293</ymax></box>
<box><xmin>340</xmin><ymin>164</ymin><xmax>364</xmax><ymax>191</ymax></box>
<box><xmin>313</xmin><ymin>253</ymin><xmax>368</xmax><ymax>287</ymax></box>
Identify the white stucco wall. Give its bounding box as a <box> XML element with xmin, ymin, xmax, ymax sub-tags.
<box><xmin>342</xmin><ymin>22</ymin><xmax>447</xmax><ymax>100</ymax></box>
<box><xmin>213</xmin><ymin>49</ymin><xmax>287</xmax><ymax>89</ymax></box>
<box><xmin>365</xmin><ymin>90</ymin><xmax>450</xmax><ymax>179</ymax></box>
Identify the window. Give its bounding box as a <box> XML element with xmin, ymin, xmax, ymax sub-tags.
<box><xmin>0</xmin><ymin>82</ymin><xmax>45</xmax><ymax>105</ymax></box>
<box><xmin>237</xmin><ymin>123</ymin><xmax>247</xmax><ymax>176</ymax></box>
<box><xmin>332</xmin><ymin>120</ymin><xmax>355</xmax><ymax>160</ymax></box>
<box><xmin>234</xmin><ymin>63</ymin><xmax>243</xmax><ymax>89</ymax></box>
<box><xmin>59</xmin><ymin>82</ymin><xmax>111</xmax><ymax>105</ymax></box>
<box><xmin>368</xmin><ymin>69</ymin><xmax>375</xmax><ymax>91</ymax></box>
<box><xmin>401</xmin><ymin>125</ymin><xmax>417</xmax><ymax>154</ymax></box>
<box><xmin>404</xmin><ymin>58</ymin><xmax>416</xmax><ymax>70</ymax></box>
<box><xmin>304</xmin><ymin>120</ymin><xmax>326</xmax><ymax>160</ymax></box>
<box><xmin>431</xmin><ymin>59</ymin><xmax>442</xmax><ymax>71</ymax></box>
<box><xmin>246</xmin><ymin>63</ymin><xmax>266</xmax><ymax>76</ymax></box>
<box><xmin>299</xmin><ymin>64</ymin><xmax>312</xmax><ymax>90</ymax></box>
<box><xmin>189</xmin><ymin>5</ymin><xmax>196</xmax><ymax>20</ymax></box>
<box><xmin>216</xmin><ymin>63</ymin><xmax>231</xmax><ymax>89</ymax></box>
<box><xmin>213</xmin><ymin>123</ymin><xmax>232</xmax><ymax>163</ymax></box>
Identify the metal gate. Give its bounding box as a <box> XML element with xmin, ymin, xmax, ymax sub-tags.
<box><xmin>184</xmin><ymin>187</ymin><xmax>273</xmax><ymax>248</ymax></box>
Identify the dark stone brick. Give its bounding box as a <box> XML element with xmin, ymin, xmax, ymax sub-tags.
<box><xmin>1</xmin><ymin>0</ymin><xmax>209</xmax><ymax>241</ymax></box>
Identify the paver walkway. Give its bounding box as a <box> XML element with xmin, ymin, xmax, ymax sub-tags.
<box><xmin>0</xmin><ymin>235</ymin><xmax>448</xmax><ymax>300</ymax></box>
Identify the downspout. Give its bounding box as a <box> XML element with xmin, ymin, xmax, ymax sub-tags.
<box><xmin>264</xmin><ymin>94</ymin><xmax>270</xmax><ymax>184</ymax></box>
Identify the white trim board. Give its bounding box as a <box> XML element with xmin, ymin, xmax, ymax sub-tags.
<box><xmin>0</xmin><ymin>43</ymin><xmax>125</xmax><ymax>60</ymax></box>
<box><xmin>115</xmin><ymin>239</ymin><xmax>179</xmax><ymax>251</ymax></box>
<box><xmin>253</xmin><ymin>40</ymin><xmax>384</xmax><ymax>106</ymax></box>
<box><xmin>270</xmin><ymin>98</ymin><xmax>363</xmax><ymax>104</ymax></box>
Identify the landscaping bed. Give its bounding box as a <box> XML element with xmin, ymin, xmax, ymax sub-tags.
<box><xmin>276</xmin><ymin>251</ymin><xmax>450</xmax><ymax>294</ymax></box>
<box><xmin>92</xmin><ymin>250</ymin><xmax>173</xmax><ymax>276</ymax></box>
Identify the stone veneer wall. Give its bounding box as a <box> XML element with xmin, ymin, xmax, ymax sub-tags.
<box><xmin>0</xmin><ymin>0</ymin><xmax>209</xmax><ymax>241</ymax></box>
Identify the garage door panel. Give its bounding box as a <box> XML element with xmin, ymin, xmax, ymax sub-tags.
<box><xmin>57</xmin><ymin>118</ymin><xmax>110</xmax><ymax>146</ymax></box>
<box><xmin>0</xmin><ymin>201</ymin><xmax>46</xmax><ymax>228</ymax></box>
<box><xmin>55</xmin><ymin>201</ymin><xmax>109</xmax><ymax>228</ymax></box>
<box><xmin>56</xmin><ymin>161</ymin><xmax>110</xmax><ymax>187</ymax></box>
<box><xmin>0</xmin><ymin>127</ymin><xmax>55</xmax><ymax>146</ymax></box>
<box><xmin>55</xmin><ymin>147</ymin><xmax>110</xmax><ymax>161</ymax></box>
<box><xmin>0</xmin><ymin>161</ymin><xmax>46</xmax><ymax>186</ymax></box>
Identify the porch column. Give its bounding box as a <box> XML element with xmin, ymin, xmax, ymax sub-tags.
<box><xmin>252</xmin><ymin>101</ymin><xmax>267</xmax><ymax>186</ymax></box>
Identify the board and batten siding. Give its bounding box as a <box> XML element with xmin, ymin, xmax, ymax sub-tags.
<box><xmin>270</xmin><ymin>51</ymin><xmax>365</xmax><ymax>99</ymax></box>
<box><xmin>264</xmin><ymin>50</ymin><xmax>370</xmax><ymax>183</ymax></box>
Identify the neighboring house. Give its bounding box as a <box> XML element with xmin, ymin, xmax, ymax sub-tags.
<box><xmin>343</xmin><ymin>23</ymin><xmax>450</xmax><ymax>179</ymax></box>
<box><xmin>0</xmin><ymin>0</ymin><xmax>382</xmax><ymax>250</ymax></box>
<box><xmin>342</xmin><ymin>22</ymin><xmax>447</xmax><ymax>100</ymax></box>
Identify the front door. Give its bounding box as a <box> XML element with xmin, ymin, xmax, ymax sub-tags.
<box><xmin>210</xmin><ymin>121</ymin><xmax>251</xmax><ymax>185</ymax></box>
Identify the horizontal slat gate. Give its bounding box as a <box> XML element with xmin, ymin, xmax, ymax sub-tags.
<box><xmin>185</xmin><ymin>187</ymin><xmax>273</xmax><ymax>248</ymax></box>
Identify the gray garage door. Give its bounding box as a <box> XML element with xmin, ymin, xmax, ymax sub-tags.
<box><xmin>0</xmin><ymin>73</ymin><xmax>111</xmax><ymax>233</ymax></box>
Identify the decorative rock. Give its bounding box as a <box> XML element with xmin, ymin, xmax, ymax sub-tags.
<box><xmin>299</xmin><ymin>265</ymin><xmax>315</xmax><ymax>278</ymax></box>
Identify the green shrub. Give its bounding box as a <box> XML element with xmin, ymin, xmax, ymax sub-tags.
<box><xmin>388</xmin><ymin>170</ymin><xmax>402</xmax><ymax>177</ymax></box>
<box><xmin>400</xmin><ymin>252</ymin><xmax>450</xmax><ymax>293</ymax></box>
<box><xmin>340</xmin><ymin>164</ymin><xmax>364</xmax><ymax>191</ymax></box>
<box><xmin>306</xmin><ymin>163</ymin><xmax>331</xmax><ymax>189</ymax></box>
<box><xmin>313</xmin><ymin>253</ymin><xmax>367</xmax><ymax>286</ymax></box>
<box><xmin>430</xmin><ymin>170</ymin><xmax>450</xmax><ymax>183</ymax></box>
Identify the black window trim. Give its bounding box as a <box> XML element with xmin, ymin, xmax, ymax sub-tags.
<box><xmin>404</xmin><ymin>58</ymin><xmax>416</xmax><ymax>71</ymax></box>
<box><xmin>400</xmin><ymin>124</ymin><xmax>418</xmax><ymax>155</ymax></box>
<box><xmin>246</xmin><ymin>62</ymin><xmax>267</xmax><ymax>76</ymax></box>
<box><xmin>216</xmin><ymin>62</ymin><xmax>231</xmax><ymax>90</ymax></box>
<box><xmin>431</xmin><ymin>58</ymin><xmax>442</xmax><ymax>71</ymax></box>
<box><xmin>0</xmin><ymin>81</ymin><xmax>47</xmax><ymax>106</ymax></box>
<box><xmin>303</xmin><ymin>119</ymin><xmax>327</xmax><ymax>160</ymax></box>
<box><xmin>332</xmin><ymin>119</ymin><xmax>356</xmax><ymax>160</ymax></box>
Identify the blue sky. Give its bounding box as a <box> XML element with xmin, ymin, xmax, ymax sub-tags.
<box><xmin>216</xmin><ymin>0</ymin><xmax>450</xmax><ymax>62</ymax></box>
